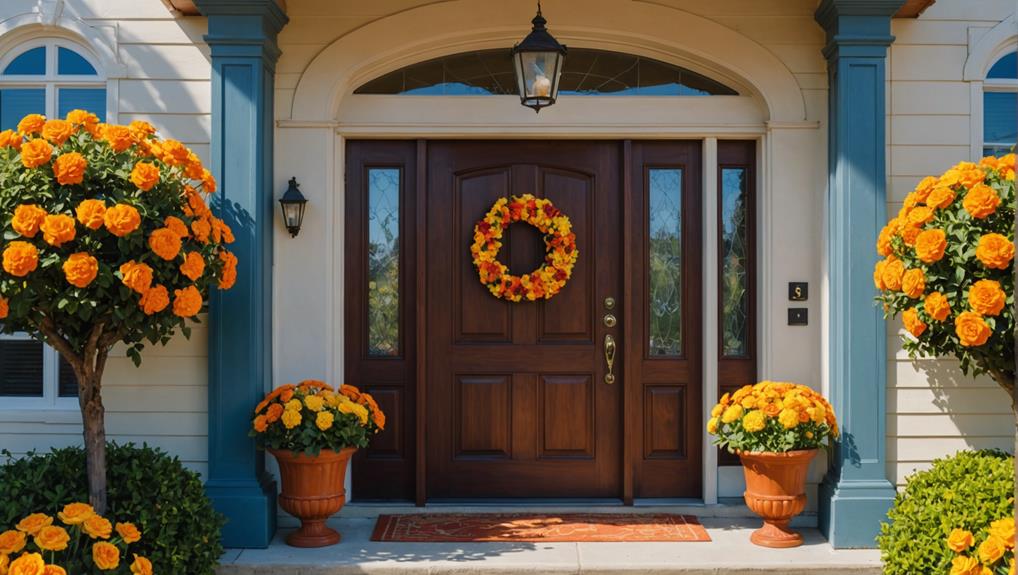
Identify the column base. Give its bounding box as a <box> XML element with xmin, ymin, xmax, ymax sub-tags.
<box><xmin>206</xmin><ymin>473</ymin><xmax>278</xmax><ymax>548</ymax></box>
<box><xmin>818</xmin><ymin>475</ymin><xmax>896</xmax><ymax>549</ymax></box>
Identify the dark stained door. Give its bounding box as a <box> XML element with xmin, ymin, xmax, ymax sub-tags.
<box><xmin>425</xmin><ymin>141</ymin><xmax>623</xmax><ymax>498</ymax></box>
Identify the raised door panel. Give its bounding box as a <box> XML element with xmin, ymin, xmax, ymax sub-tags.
<box><xmin>539</xmin><ymin>374</ymin><xmax>594</xmax><ymax>458</ymax></box>
<box><xmin>455</xmin><ymin>375</ymin><xmax>512</xmax><ymax>459</ymax></box>
<box><xmin>643</xmin><ymin>385</ymin><xmax>686</xmax><ymax>459</ymax></box>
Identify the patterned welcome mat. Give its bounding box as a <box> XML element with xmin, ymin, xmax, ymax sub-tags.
<box><xmin>371</xmin><ymin>513</ymin><xmax>711</xmax><ymax>542</ymax></box>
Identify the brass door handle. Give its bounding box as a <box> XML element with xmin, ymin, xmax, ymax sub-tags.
<box><xmin>604</xmin><ymin>334</ymin><xmax>616</xmax><ymax>384</ymax></box>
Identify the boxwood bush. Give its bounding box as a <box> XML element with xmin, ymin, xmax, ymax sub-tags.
<box><xmin>877</xmin><ymin>449</ymin><xmax>1014</xmax><ymax>575</ymax></box>
<box><xmin>0</xmin><ymin>443</ymin><xmax>224</xmax><ymax>574</ymax></box>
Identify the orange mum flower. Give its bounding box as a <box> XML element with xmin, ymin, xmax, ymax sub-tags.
<box><xmin>0</xmin><ymin>129</ymin><xmax>23</xmax><ymax>149</ymax></box>
<box><xmin>925</xmin><ymin>186</ymin><xmax>956</xmax><ymax>209</ymax></box>
<box><xmin>253</xmin><ymin>414</ymin><xmax>268</xmax><ymax>432</ymax></box>
<box><xmin>901</xmin><ymin>268</ymin><xmax>925</xmax><ymax>299</ymax></box>
<box><xmin>63</xmin><ymin>252</ymin><xmax>99</xmax><ymax>288</ymax></box>
<box><xmin>41</xmin><ymin>119</ymin><xmax>75</xmax><ymax>145</ymax></box>
<box><xmin>128</xmin><ymin>120</ymin><xmax>156</xmax><ymax>140</ymax></box>
<box><xmin>218</xmin><ymin>250</ymin><xmax>238</xmax><ymax>289</ymax></box>
<box><xmin>201</xmin><ymin>169</ymin><xmax>217</xmax><ymax>193</ymax></box>
<box><xmin>164</xmin><ymin>215</ymin><xmax>189</xmax><ymax>238</ymax></box>
<box><xmin>923</xmin><ymin>292</ymin><xmax>951</xmax><ymax>322</ymax></box>
<box><xmin>955</xmin><ymin>311</ymin><xmax>991</xmax><ymax>347</ymax></box>
<box><xmin>66</xmin><ymin>109</ymin><xmax>100</xmax><ymax>136</ymax></box>
<box><xmin>2</xmin><ymin>241</ymin><xmax>39</xmax><ymax>277</ymax></box>
<box><xmin>119</xmin><ymin>260</ymin><xmax>153</xmax><ymax>294</ymax></box>
<box><xmin>160</xmin><ymin>139</ymin><xmax>190</xmax><ymax>166</ymax></box>
<box><xmin>17</xmin><ymin>114</ymin><xmax>46</xmax><ymax>134</ymax></box>
<box><xmin>881</xmin><ymin>257</ymin><xmax>905</xmax><ymax>291</ymax></box>
<box><xmin>265</xmin><ymin>402</ymin><xmax>284</xmax><ymax>423</ymax></box>
<box><xmin>40</xmin><ymin>214</ymin><xmax>76</xmax><ymax>247</ymax></box>
<box><xmin>180</xmin><ymin>251</ymin><xmax>205</xmax><ymax>281</ymax></box>
<box><xmin>101</xmin><ymin>124</ymin><xmax>133</xmax><ymax>152</ymax></box>
<box><xmin>976</xmin><ymin>233</ymin><xmax>1014</xmax><ymax>270</ymax></box>
<box><xmin>53</xmin><ymin>151</ymin><xmax>87</xmax><ymax>185</ymax></box>
<box><xmin>104</xmin><ymin>204</ymin><xmax>141</xmax><ymax>237</ymax></box>
<box><xmin>139</xmin><ymin>284</ymin><xmax>169</xmax><ymax>315</ymax></box>
<box><xmin>914</xmin><ymin>229</ymin><xmax>947</xmax><ymax>264</ymax></box>
<box><xmin>130</xmin><ymin>161</ymin><xmax>160</xmax><ymax>191</ymax></box>
<box><xmin>172</xmin><ymin>285</ymin><xmax>202</xmax><ymax>317</ymax></box>
<box><xmin>902</xmin><ymin>307</ymin><xmax>926</xmax><ymax>338</ymax></box>
<box><xmin>11</xmin><ymin>204</ymin><xmax>47</xmax><ymax>238</ymax></box>
<box><xmin>962</xmin><ymin>183</ymin><xmax>1000</xmax><ymax>219</ymax></box>
<box><xmin>0</xmin><ymin>297</ymin><xmax>7</xmax><ymax>320</ymax></box>
<box><xmin>968</xmin><ymin>279</ymin><xmax>1006</xmax><ymax>316</ymax></box>
<box><xmin>20</xmin><ymin>138</ymin><xmax>53</xmax><ymax>168</ymax></box>
<box><xmin>191</xmin><ymin>217</ymin><xmax>212</xmax><ymax>244</ymax></box>
<box><xmin>75</xmin><ymin>199</ymin><xmax>106</xmax><ymax>230</ymax></box>
<box><xmin>149</xmin><ymin>228</ymin><xmax>182</xmax><ymax>260</ymax></box>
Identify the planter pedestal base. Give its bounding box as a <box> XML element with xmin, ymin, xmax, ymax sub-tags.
<box><xmin>749</xmin><ymin>514</ymin><xmax>804</xmax><ymax>548</ymax></box>
<box><xmin>286</xmin><ymin>518</ymin><xmax>341</xmax><ymax>548</ymax></box>
<box><xmin>270</xmin><ymin>447</ymin><xmax>356</xmax><ymax>549</ymax></box>
<box><xmin>737</xmin><ymin>450</ymin><xmax>816</xmax><ymax>549</ymax></box>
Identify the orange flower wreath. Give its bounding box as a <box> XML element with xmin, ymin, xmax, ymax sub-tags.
<box><xmin>471</xmin><ymin>194</ymin><xmax>578</xmax><ymax>302</ymax></box>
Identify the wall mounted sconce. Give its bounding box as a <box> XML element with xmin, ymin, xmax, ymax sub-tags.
<box><xmin>279</xmin><ymin>177</ymin><xmax>308</xmax><ymax>238</ymax></box>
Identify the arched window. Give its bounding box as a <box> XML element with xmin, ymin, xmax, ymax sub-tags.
<box><xmin>983</xmin><ymin>51</ymin><xmax>1016</xmax><ymax>156</ymax></box>
<box><xmin>355</xmin><ymin>48</ymin><xmax>737</xmax><ymax>96</ymax></box>
<box><xmin>0</xmin><ymin>39</ymin><xmax>106</xmax><ymax>131</ymax></box>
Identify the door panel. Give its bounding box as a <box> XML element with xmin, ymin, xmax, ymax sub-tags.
<box><xmin>426</xmin><ymin>141</ymin><xmax>622</xmax><ymax>498</ymax></box>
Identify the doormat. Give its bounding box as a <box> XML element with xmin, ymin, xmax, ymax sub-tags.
<box><xmin>371</xmin><ymin>513</ymin><xmax>711</xmax><ymax>542</ymax></box>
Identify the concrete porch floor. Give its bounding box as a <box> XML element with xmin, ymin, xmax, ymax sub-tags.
<box><xmin>217</xmin><ymin>506</ymin><xmax>881</xmax><ymax>575</ymax></box>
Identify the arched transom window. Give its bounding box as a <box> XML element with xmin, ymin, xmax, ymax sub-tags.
<box><xmin>355</xmin><ymin>48</ymin><xmax>738</xmax><ymax>97</ymax></box>
<box><xmin>0</xmin><ymin>39</ymin><xmax>107</xmax><ymax>131</ymax></box>
<box><xmin>983</xmin><ymin>51</ymin><xmax>1016</xmax><ymax>156</ymax></box>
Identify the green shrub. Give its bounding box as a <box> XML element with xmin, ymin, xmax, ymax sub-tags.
<box><xmin>877</xmin><ymin>449</ymin><xmax>1014</xmax><ymax>575</ymax></box>
<box><xmin>0</xmin><ymin>443</ymin><xmax>224</xmax><ymax>574</ymax></box>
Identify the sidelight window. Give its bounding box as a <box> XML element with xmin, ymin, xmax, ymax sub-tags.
<box><xmin>366</xmin><ymin>168</ymin><xmax>401</xmax><ymax>356</ymax></box>
<box><xmin>647</xmin><ymin>168</ymin><xmax>683</xmax><ymax>356</ymax></box>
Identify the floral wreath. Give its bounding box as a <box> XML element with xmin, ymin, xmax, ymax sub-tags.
<box><xmin>470</xmin><ymin>194</ymin><xmax>578</xmax><ymax>302</ymax></box>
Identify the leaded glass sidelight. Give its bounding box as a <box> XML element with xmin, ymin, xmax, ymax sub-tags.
<box><xmin>648</xmin><ymin>168</ymin><xmax>682</xmax><ymax>356</ymax></box>
<box><xmin>721</xmin><ymin>168</ymin><xmax>750</xmax><ymax>357</ymax></box>
<box><xmin>367</xmin><ymin>168</ymin><xmax>401</xmax><ymax>356</ymax></box>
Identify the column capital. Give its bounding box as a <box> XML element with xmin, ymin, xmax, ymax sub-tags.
<box><xmin>194</xmin><ymin>0</ymin><xmax>289</xmax><ymax>64</ymax></box>
<box><xmin>815</xmin><ymin>0</ymin><xmax>905</xmax><ymax>60</ymax></box>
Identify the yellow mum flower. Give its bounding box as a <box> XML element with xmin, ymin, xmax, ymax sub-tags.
<box><xmin>304</xmin><ymin>395</ymin><xmax>325</xmax><ymax>412</ymax></box>
<box><xmin>947</xmin><ymin>529</ymin><xmax>975</xmax><ymax>552</ymax></box>
<box><xmin>742</xmin><ymin>410</ymin><xmax>766</xmax><ymax>433</ymax></box>
<box><xmin>285</xmin><ymin>399</ymin><xmax>302</xmax><ymax>412</ymax></box>
<box><xmin>778</xmin><ymin>408</ymin><xmax>799</xmax><ymax>430</ymax></box>
<box><xmin>721</xmin><ymin>404</ymin><xmax>744</xmax><ymax>424</ymax></box>
<box><xmin>706</xmin><ymin>416</ymin><xmax>719</xmax><ymax>434</ymax></box>
<box><xmin>315</xmin><ymin>411</ymin><xmax>334</xmax><ymax>431</ymax></box>
<box><xmin>282</xmin><ymin>409</ymin><xmax>302</xmax><ymax>429</ymax></box>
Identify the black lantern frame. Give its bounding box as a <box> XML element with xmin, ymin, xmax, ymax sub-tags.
<box><xmin>279</xmin><ymin>177</ymin><xmax>307</xmax><ymax>238</ymax></box>
<box><xmin>512</xmin><ymin>2</ymin><xmax>567</xmax><ymax>113</ymax></box>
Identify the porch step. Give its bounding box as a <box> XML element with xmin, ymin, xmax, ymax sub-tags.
<box><xmin>218</xmin><ymin>517</ymin><xmax>881</xmax><ymax>575</ymax></box>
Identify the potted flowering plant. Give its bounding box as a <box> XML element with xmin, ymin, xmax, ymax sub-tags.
<box><xmin>250</xmin><ymin>380</ymin><xmax>385</xmax><ymax>547</ymax></box>
<box><xmin>706</xmin><ymin>381</ymin><xmax>839</xmax><ymax>548</ymax></box>
<box><xmin>946</xmin><ymin>517</ymin><xmax>1014</xmax><ymax>575</ymax></box>
<box><xmin>0</xmin><ymin>502</ymin><xmax>151</xmax><ymax>574</ymax></box>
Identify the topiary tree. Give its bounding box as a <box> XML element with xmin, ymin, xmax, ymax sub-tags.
<box><xmin>0</xmin><ymin>111</ymin><xmax>238</xmax><ymax>514</ymax></box>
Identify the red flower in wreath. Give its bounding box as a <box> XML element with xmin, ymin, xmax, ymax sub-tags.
<box><xmin>470</xmin><ymin>194</ymin><xmax>579</xmax><ymax>302</ymax></box>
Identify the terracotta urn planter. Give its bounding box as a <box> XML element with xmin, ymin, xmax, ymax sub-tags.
<box><xmin>269</xmin><ymin>447</ymin><xmax>356</xmax><ymax>547</ymax></box>
<box><xmin>736</xmin><ymin>449</ymin><xmax>817</xmax><ymax>548</ymax></box>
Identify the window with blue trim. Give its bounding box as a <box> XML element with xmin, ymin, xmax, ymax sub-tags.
<box><xmin>0</xmin><ymin>40</ymin><xmax>106</xmax><ymax>133</ymax></box>
<box><xmin>984</xmin><ymin>51</ymin><xmax>1017</xmax><ymax>157</ymax></box>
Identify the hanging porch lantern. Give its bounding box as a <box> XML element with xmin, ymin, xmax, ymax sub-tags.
<box><xmin>278</xmin><ymin>177</ymin><xmax>308</xmax><ymax>238</ymax></box>
<box><xmin>512</xmin><ymin>2</ymin><xmax>567</xmax><ymax>113</ymax></box>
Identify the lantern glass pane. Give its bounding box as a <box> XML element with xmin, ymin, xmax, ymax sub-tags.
<box><xmin>519</xmin><ymin>51</ymin><xmax>555</xmax><ymax>99</ymax></box>
<box><xmin>283</xmin><ymin>203</ymin><xmax>302</xmax><ymax>228</ymax></box>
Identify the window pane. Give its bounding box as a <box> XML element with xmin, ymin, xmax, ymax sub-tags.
<box><xmin>367</xmin><ymin>168</ymin><xmax>400</xmax><ymax>356</ymax></box>
<box><xmin>721</xmin><ymin>168</ymin><xmax>750</xmax><ymax>357</ymax></box>
<box><xmin>0</xmin><ymin>88</ymin><xmax>45</xmax><ymax>131</ymax></box>
<box><xmin>58</xmin><ymin>88</ymin><xmax>106</xmax><ymax>121</ymax></box>
<box><xmin>984</xmin><ymin>92</ymin><xmax>1017</xmax><ymax>150</ymax></box>
<box><xmin>59</xmin><ymin>356</ymin><xmax>78</xmax><ymax>397</ymax></box>
<box><xmin>987</xmin><ymin>52</ymin><xmax>1017</xmax><ymax>79</ymax></box>
<box><xmin>57</xmin><ymin>47</ymin><xmax>98</xmax><ymax>76</ymax></box>
<box><xmin>648</xmin><ymin>168</ymin><xmax>682</xmax><ymax>356</ymax></box>
<box><xmin>3</xmin><ymin>47</ymin><xmax>45</xmax><ymax>75</ymax></box>
<box><xmin>0</xmin><ymin>340</ymin><xmax>44</xmax><ymax>396</ymax></box>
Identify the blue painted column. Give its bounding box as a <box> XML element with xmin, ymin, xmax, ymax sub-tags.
<box><xmin>195</xmin><ymin>0</ymin><xmax>288</xmax><ymax>549</ymax></box>
<box><xmin>816</xmin><ymin>0</ymin><xmax>904</xmax><ymax>549</ymax></box>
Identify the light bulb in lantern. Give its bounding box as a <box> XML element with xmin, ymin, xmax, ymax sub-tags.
<box><xmin>533</xmin><ymin>74</ymin><xmax>551</xmax><ymax>98</ymax></box>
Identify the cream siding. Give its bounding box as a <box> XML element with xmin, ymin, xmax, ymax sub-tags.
<box><xmin>886</xmin><ymin>4</ymin><xmax>1015</xmax><ymax>487</ymax></box>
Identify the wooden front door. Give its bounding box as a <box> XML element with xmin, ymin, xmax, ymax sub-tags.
<box><xmin>425</xmin><ymin>141</ymin><xmax>622</xmax><ymax>498</ymax></box>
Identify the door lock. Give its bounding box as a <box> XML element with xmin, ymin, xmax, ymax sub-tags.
<box><xmin>604</xmin><ymin>334</ymin><xmax>616</xmax><ymax>385</ymax></box>
<box><xmin>603</xmin><ymin>313</ymin><xmax>617</xmax><ymax>328</ymax></box>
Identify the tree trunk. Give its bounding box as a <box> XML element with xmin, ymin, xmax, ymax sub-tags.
<box><xmin>79</xmin><ymin>370</ymin><xmax>108</xmax><ymax>514</ymax></box>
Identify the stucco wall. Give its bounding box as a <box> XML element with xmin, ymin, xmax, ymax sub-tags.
<box><xmin>885</xmin><ymin>1</ymin><xmax>1015</xmax><ymax>488</ymax></box>
<box><xmin>0</xmin><ymin>0</ymin><xmax>211</xmax><ymax>477</ymax></box>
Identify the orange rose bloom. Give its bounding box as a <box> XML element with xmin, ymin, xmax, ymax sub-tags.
<box><xmin>130</xmin><ymin>162</ymin><xmax>160</xmax><ymax>191</ymax></box>
<box><xmin>129</xmin><ymin>120</ymin><xmax>156</xmax><ymax>139</ymax></box>
<box><xmin>63</xmin><ymin>252</ymin><xmax>99</xmax><ymax>288</ymax></box>
<box><xmin>923</xmin><ymin>292</ymin><xmax>951</xmax><ymax>322</ymax></box>
<box><xmin>172</xmin><ymin>285</ymin><xmax>203</xmax><ymax>317</ymax></box>
<box><xmin>0</xmin><ymin>129</ymin><xmax>23</xmax><ymax>149</ymax></box>
<box><xmin>976</xmin><ymin>233</ymin><xmax>1014</xmax><ymax>270</ymax></box>
<box><xmin>82</xmin><ymin>515</ymin><xmax>112</xmax><ymax>540</ymax></box>
<box><xmin>968</xmin><ymin>279</ymin><xmax>1006</xmax><ymax>316</ymax></box>
<box><xmin>907</xmin><ymin>206</ymin><xmax>934</xmax><ymax>226</ymax></box>
<box><xmin>33</xmin><ymin>525</ymin><xmax>69</xmax><ymax>551</ymax></box>
<box><xmin>52</xmin><ymin>152</ymin><xmax>87</xmax><ymax>185</ymax></box>
<box><xmin>191</xmin><ymin>217</ymin><xmax>212</xmax><ymax>244</ymax></box>
<box><xmin>101</xmin><ymin>124</ymin><xmax>133</xmax><ymax>152</ymax></box>
<box><xmin>104</xmin><ymin>204</ymin><xmax>141</xmax><ymax>237</ymax></box>
<box><xmin>0</xmin><ymin>529</ymin><xmax>26</xmax><ymax>554</ymax></box>
<box><xmin>20</xmin><ymin>138</ymin><xmax>53</xmax><ymax>169</ymax></box>
<box><xmin>876</xmin><ymin>222</ymin><xmax>895</xmax><ymax>256</ymax></box>
<box><xmin>0</xmin><ymin>296</ymin><xmax>7</xmax><ymax>319</ymax></box>
<box><xmin>149</xmin><ymin>228</ymin><xmax>182</xmax><ymax>260</ymax></box>
<box><xmin>925</xmin><ymin>185</ymin><xmax>956</xmax><ymax>209</ymax></box>
<box><xmin>180</xmin><ymin>251</ymin><xmax>205</xmax><ymax>281</ymax></box>
<box><xmin>129</xmin><ymin>554</ymin><xmax>153</xmax><ymax>575</ymax></box>
<box><xmin>3</xmin><ymin>241</ymin><xmax>39</xmax><ymax>277</ymax></box>
<box><xmin>92</xmin><ymin>541</ymin><xmax>120</xmax><ymax>570</ymax></box>
<box><xmin>116</xmin><ymin>522</ymin><xmax>141</xmax><ymax>543</ymax></box>
<box><xmin>17</xmin><ymin>114</ymin><xmax>45</xmax><ymax>134</ymax></box>
<box><xmin>139</xmin><ymin>284</ymin><xmax>170</xmax><ymax>315</ymax></box>
<box><xmin>40</xmin><ymin>214</ymin><xmax>76</xmax><ymax>247</ymax></box>
<box><xmin>881</xmin><ymin>257</ymin><xmax>905</xmax><ymax>291</ymax></box>
<box><xmin>913</xmin><ymin>175</ymin><xmax>937</xmax><ymax>202</ymax></box>
<box><xmin>66</xmin><ymin>109</ymin><xmax>100</xmax><ymax>135</ymax></box>
<box><xmin>165</xmin><ymin>216</ymin><xmax>189</xmax><ymax>238</ymax></box>
<box><xmin>962</xmin><ymin>183</ymin><xmax>1000</xmax><ymax>219</ymax></box>
<box><xmin>43</xmin><ymin>565</ymin><xmax>67</xmax><ymax>575</ymax></box>
<box><xmin>914</xmin><ymin>229</ymin><xmax>947</xmax><ymax>263</ymax></box>
<box><xmin>902</xmin><ymin>307</ymin><xmax>926</xmax><ymax>338</ymax></box>
<box><xmin>15</xmin><ymin>514</ymin><xmax>52</xmax><ymax>536</ymax></box>
<box><xmin>75</xmin><ymin>199</ymin><xmax>106</xmax><ymax>230</ymax></box>
<box><xmin>900</xmin><ymin>224</ymin><xmax>922</xmax><ymax>246</ymax></box>
<box><xmin>219</xmin><ymin>250</ymin><xmax>238</xmax><ymax>289</ymax></box>
<box><xmin>901</xmin><ymin>268</ymin><xmax>925</xmax><ymax>299</ymax></box>
<box><xmin>215</xmin><ymin>218</ymin><xmax>235</xmax><ymax>243</ymax></box>
<box><xmin>160</xmin><ymin>139</ymin><xmax>190</xmax><ymax>166</ymax></box>
<box><xmin>955</xmin><ymin>311</ymin><xmax>991</xmax><ymax>347</ymax></box>
<box><xmin>11</xmin><ymin>204</ymin><xmax>47</xmax><ymax>238</ymax></box>
<box><xmin>265</xmin><ymin>402</ymin><xmax>284</xmax><ymax>423</ymax></box>
<box><xmin>7</xmin><ymin>552</ymin><xmax>44</xmax><ymax>575</ymax></box>
<box><xmin>41</xmin><ymin>119</ymin><xmax>75</xmax><ymax>145</ymax></box>
<box><xmin>57</xmin><ymin>502</ymin><xmax>95</xmax><ymax>525</ymax></box>
<box><xmin>119</xmin><ymin>260</ymin><xmax>153</xmax><ymax>294</ymax></box>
